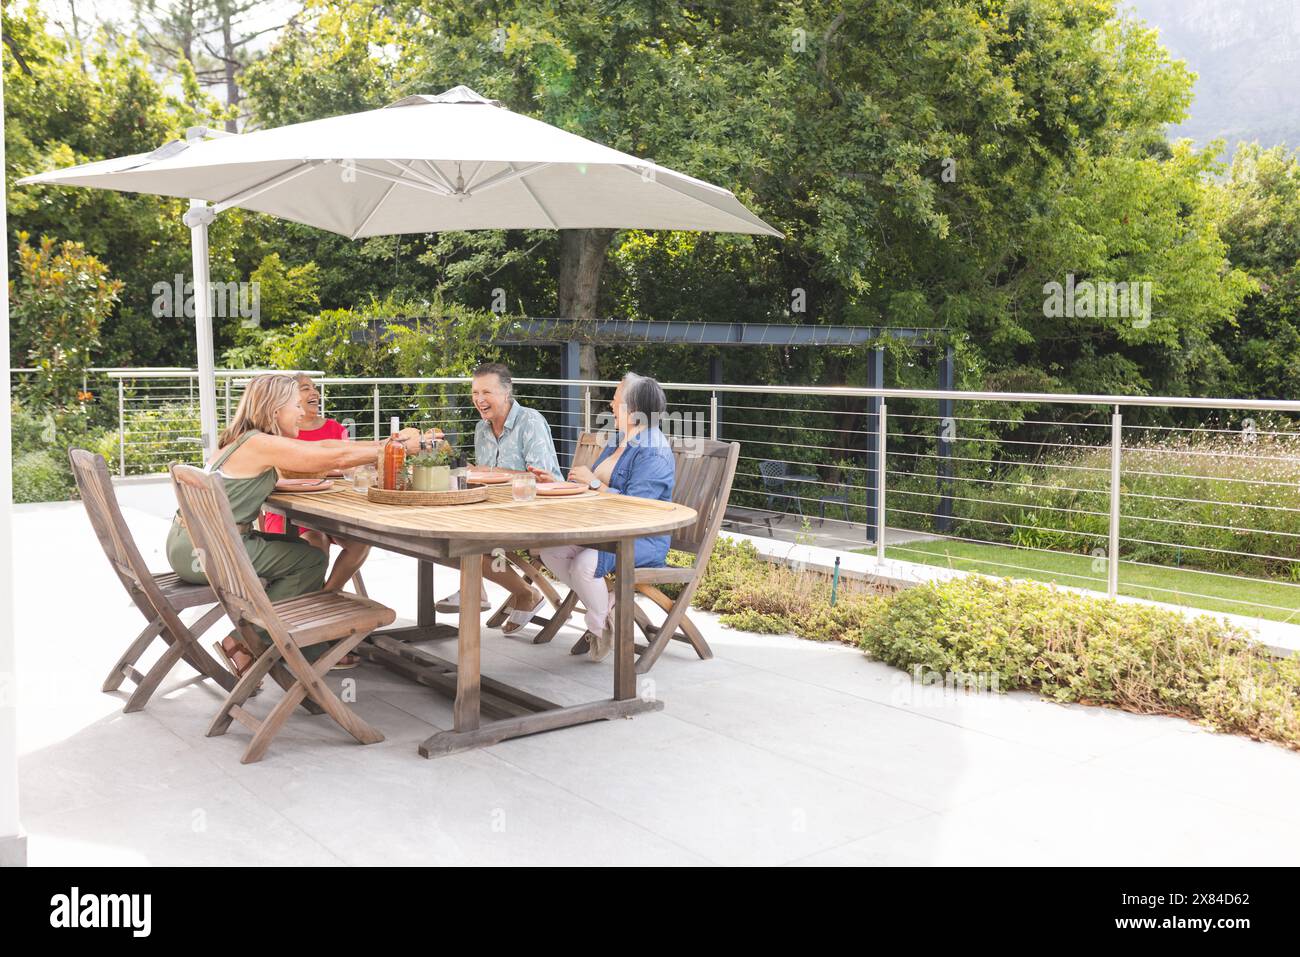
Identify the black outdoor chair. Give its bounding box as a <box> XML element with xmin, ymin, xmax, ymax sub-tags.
<box><xmin>758</xmin><ymin>459</ymin><xmax>849</xmax><ymax>522</ymax></box>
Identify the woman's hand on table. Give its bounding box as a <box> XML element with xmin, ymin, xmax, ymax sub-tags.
<box><xmin>568</xmin><ymin>465</ymin><xmax>595</xmax><ymax>486</ymax></box>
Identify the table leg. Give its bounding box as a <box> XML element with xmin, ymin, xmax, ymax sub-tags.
<box><xmin>614</xmin><ymin>537</ymin><xmax>636</xmax><ymax>701</ymax></box>
<box><xmin>454</xmin><ymin>552</ymin><xmax>482</xmax><ymax>732</ymax></box>
<box><xmin>417</xmin><ymin>559</ymin><xmax>434</xmax><ymax>627</ymax></box>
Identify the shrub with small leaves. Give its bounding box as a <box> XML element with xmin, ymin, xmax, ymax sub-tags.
<box><xmin>12</xmin><ymin>450</ymin><xmax>75</xmax><ymax>503</ymax></box>
<box><xmin>856</xmin><ymin>576</ymin><xmax>1300</xmax><ymax>749</ymax></box>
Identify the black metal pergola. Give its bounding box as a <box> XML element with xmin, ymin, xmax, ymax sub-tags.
<box><xmin>358</xmin><ymin>317</ymin><xmax>957</xmax><ymax>540</ymax></box>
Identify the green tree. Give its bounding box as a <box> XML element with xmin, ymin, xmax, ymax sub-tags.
<box><xmin>10</xmin><ymin>233</ymin><xmax>123</xmax><ymax>406</ymax></box>
<box><xmin>1210</xmin><ymin>143</ymin><xmax>1300</xmax><ymax>400</ymax></box>
<box><xmin>4</xmin><ymin>2</ymin><xmax>269</xmax><ymax>366</ymax></box>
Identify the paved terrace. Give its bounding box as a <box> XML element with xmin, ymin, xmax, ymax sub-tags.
<box><xmin>12</xmin><ymin>479</ymin><xmax>1300</xmax><ymax>866</ymax></box>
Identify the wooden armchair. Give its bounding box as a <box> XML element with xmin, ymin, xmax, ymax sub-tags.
<box><xmin>533</xmin><ymin>437</ymin><xmax>740</xmax><ymax>673</ymax></box>
<box><xmin>68</xmin><ymin>449</ymin><xmax>235</xmax><ymax>712</ymax></box>
<box><xmin>170</xmin><ymin>464</ymin><xmax>396</xmax><ymax>763</ymax></box>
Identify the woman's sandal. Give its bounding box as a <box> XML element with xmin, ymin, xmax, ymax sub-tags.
<box><xmin>331</xmin><ymin>653</ymin><xmax>361</xmax><ymax>671</ymax></box>
<box><xmin>212</xmin><ymin>633</ymin><xmax>264</xmax><ymax>696</ymax></box>
<box><xmin>213</xmin><ymin>633</ymin><xmax>255</xmax><ymax>677</ymax></box>
<box><xmin>501</xmin><ymin>592</ymin><xmax>547</xmax><ymax>635</ymax></box>
<box><xmin>217</xmin><ymin>633</ymin><xmax>359</xmax><ymax>674</ymax></box>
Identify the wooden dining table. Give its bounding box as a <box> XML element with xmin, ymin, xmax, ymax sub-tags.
<box><xmin>265</xmin><ymin>482</ymin><xmax>698</xmax><ymax>758</ymax></box>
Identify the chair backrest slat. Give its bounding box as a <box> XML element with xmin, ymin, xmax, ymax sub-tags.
<box><xmin>170</xmin><ymin>464</ymin><xmax>277</xmax><ymax>626</ymax></box>
<box><xmin>571</xmin><ymin>432</ymin><xmax>607</xmax><ymax>472</ymax></box>
<box><xmin>669</xmin><ymin>439</ymin><xmax>740</xmax><ymax>556</ymax></box>
<box><xmin>561</xmin><ymin>432</ymin><xmax>739</xmax><ymax>559</ymax></box>
<box><xmin>69</xmin><ymin>449</ymin><xmax>158</xmax><ymax>596</ymax></box>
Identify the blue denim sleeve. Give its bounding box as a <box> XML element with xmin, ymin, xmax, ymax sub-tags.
<box><xmin>612</xmin><ymin>445</ymin><xmax>674</xmax><ymax>502</ymax></box>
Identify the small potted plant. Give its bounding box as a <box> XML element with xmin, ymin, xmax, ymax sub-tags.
<box><xmin>409</xmin><ymin>441</ymin><xmax>455</xmax><ymax>492</ymax></box>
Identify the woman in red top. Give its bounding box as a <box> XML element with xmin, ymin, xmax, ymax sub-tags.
<box><xmin>263</xmin><ymin>374</ymin><xmax>371</xmax><ymax>592</ymax></box>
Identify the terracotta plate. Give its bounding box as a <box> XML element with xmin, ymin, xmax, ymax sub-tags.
<box><xmin>275</xmin><ymin>478</ymin><xmax>334</xmax><ymax>492</ymax></box>
<box><xmin>536</xmin><ymin>481</ymin><xmax>587</xmax><ymax>497</ymax></box>
<box><xmin>467</xmin><ymin>471</ymin><xmax>513</xmax><ymax>485</ymax></box>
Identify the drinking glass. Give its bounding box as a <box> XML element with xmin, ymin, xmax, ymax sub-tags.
<box><xmin>511</xmin><ymin>474</ymin><xmax>537</xmax><ymax>502</ymax></box>
<box><xmin>352</xmin><ymin>465</ymin><xmax>376</xmax><ymax>492</ymax></box>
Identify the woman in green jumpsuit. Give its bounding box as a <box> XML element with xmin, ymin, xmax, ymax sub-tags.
<box><xmin>167</xmin><ymin>373</ymin><xmax>430</xmax><ymax>674</ymax></box>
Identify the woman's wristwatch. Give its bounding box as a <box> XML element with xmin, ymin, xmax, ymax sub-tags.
<box><xmin>588</xmin><ymin>477</ymin><xmax>602</xmax><ymax>491</ymax></box>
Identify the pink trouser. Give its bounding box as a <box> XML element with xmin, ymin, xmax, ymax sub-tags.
<box><xmin>539</xmin><ymin>545</ymin><xmax>610</xmax><ymax>634</ymax></box>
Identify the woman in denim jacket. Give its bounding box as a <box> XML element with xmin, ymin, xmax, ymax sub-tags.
<box><xmin>536</xmin><ymin>373</ymin><xmax>675</xmax><ymax>660</ymax></box>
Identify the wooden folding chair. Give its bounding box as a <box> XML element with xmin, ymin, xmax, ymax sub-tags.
<box><xmin>68</xmin><ymin>449</ymin><xmax>236</xmax><ymax>712</ymax></box>
<box><xmin>170</xmin><ymin>464</ymin><xmax>396</xmax><ymax>764</ymax></box>
<box><xmin>484</xmin><ymin>430</ymin><xmax>610</xmax><ymax>638</ymax></box>
<box><xmin>533</xmin><ymin>438</ymin><xmax>741</xmax><ymax>674</ymax></box>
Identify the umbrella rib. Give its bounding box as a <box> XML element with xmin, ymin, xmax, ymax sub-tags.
<box><xmin>351</xmin><ymin>164</ymin><xmax>452</xmax><ymax>197</ymax></box>
<box><xmin>212</xmin><ymin>160</ymin><xmax>323</xmax><ymax>213</ymax></box>
<box><xmin>466</xmin><ymin>162</ymin><xmax>551</xmax><ymax>195</ymax></box>
<box><xmin>462</xmin><ymin>160</ymin><xmax>487</xmax><ymax>193</ymax></box>
<box><xmin>385</xmin><ymin>159</ymin><xmax>444</xmax><ymax>190</ymax></box>
<box><xmin>510</xmin><ymin>162</ymin><xmax>558</xmax><ymax>228</ymax></box>
<box><xmin>614</xmin><ymin>163</ymin><xmax>780</xmax><ymax>236</ymax></box>
<box><xmin>420</xmin><ymin>160</ymin><xmax>460</xmax><ymax>194</ymax></box>
<box><xmin>351</xmin><ymin>179</ymin><xmax>399</xmax><ymax>239</ymax></box>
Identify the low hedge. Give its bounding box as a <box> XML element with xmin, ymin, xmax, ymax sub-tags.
<box><xmin>679</xmin><ymin>538</ymin><xmax>1300</xmax><ymax>750</ymax></box>
<box><xmin>855</xmin><ymin>576</ymin><xmax>1300</xmax><ymax>750</ymax></box>
<box><xmin>12</xmin><ymin>449</ymin><xmax>76</xmax><ymax>503</ymax></box>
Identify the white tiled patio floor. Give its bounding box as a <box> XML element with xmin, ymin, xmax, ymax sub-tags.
<box><xmin>11</xmin><ymin>479</ymin><xmax>1300</xmax><ymax>866</ymax></box>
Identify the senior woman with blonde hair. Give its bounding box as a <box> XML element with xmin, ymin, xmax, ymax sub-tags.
<box><xmin>260</xmin><ymin>372</ymin><xmax>373</xmax><ymax>592</ymax></box>
<box><xmin>166</xmin><ymin>373</ymin><xmax>430</xmax><ymax>676</ymax></box>
<box><xmin>534</xmin><ymin>373</ymin><xmax>675</xmax><ymax>661</ymax></box>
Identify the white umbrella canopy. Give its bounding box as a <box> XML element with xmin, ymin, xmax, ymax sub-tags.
<box><xmin>18</xmin><ymin>85</ymin><xmax>781</xmax><ymax>454</ymax></box>
<box><xmin>19</xmin><ymin>85</ymin><xmax>781</xmax><ymax>238</ymax></box>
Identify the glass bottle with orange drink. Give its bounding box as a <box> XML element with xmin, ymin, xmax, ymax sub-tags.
<box><xmin>381</xmin><ymin>416</ymin><xmax>406</xmax><ymax>490</ymax></box>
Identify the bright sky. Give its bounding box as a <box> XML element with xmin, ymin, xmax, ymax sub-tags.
<box><xmin>37</xmin><ymin>0</ymin><xmax>303</xmax><ymax>60</ymax></box>
<box><xmin>35</xmin><ymin>0</ymin><xmax>303</xmax><ymax>114</ymax></box>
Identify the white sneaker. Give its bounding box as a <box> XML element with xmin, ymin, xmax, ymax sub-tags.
<box><xmin>435</xmin><ymin>587</ymin><xmax>491</xmax><ymax>613</ymax></box>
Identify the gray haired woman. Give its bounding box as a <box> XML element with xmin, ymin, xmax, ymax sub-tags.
<box><xmin>535</xmin><ymin>373</ymin><xmax>676</xmax><ymax>660</ymax></box>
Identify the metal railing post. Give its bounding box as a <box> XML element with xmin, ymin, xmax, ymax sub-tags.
<box><xmin>117</xmin><ymin>378</ymin><xmax>126</xmax><ymax>477</ymax></box>
<box><xmin>583</xmin><ymin>387</ymin><xmax>592</xmax><ymax>433</ymax></box>
<box><xmin>876</xmin><ymin>401</ymin><xmax>887</xmax><ymax>563</ymax></box>
<box><xmin>372</xmin><ymin>385</ymin><xmax>381</xmax><ymax>440</ymax></box>
<box><xmin>710</xmin><ymin>391</ymin><xmax>719</xmax><ymax>441</ymax></box>
<box><xmin>1109</xmin><ymin>405</ymin><xmax>1122</xmax><ymax>598</ymax></box>
<box><xmin>224</xmin><ymin>376</ymin><xmax>231</xmax><ymax>427</ymax></box>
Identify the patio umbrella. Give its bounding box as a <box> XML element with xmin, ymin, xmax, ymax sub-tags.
<box><xmin>18</xmin><ymin>85</ymin><xmax>781</xmax><ymax>454</ymax></box>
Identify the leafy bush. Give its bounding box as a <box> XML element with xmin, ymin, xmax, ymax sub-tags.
<box><xmin>9</xmin><ymin>400</ymin><xmax>110</xmax><ymax>502</ymax></box>
<box><xmin>12</xmin><ymin>450</ymin><xmax>75</xmax><ymax>503</ymax></box>
<box><xmin>855</xmin><ymin>576</ymin><xmax>1300</xmax><ymax>750</ymax></box>
<box><xmin>675</xmin><ymin>537</ymin><xmax>1300</xmax><ymax>749</ymax></box>
<box><xmin>10</xmin><ymin>233</ymin><xmax>121</xmax><ymax>408</ymax></box>
<box><xmin>671</xmin><ymin>537</ymin><xmax>889</xmax><ymax>642</ymax></box>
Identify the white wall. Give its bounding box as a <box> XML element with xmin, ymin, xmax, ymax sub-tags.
<box><xmin>0</xmin><ymin>65</ymin><xmax>26</xmax><ymax>865</ymax></box>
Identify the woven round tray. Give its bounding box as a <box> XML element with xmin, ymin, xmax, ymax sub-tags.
<box><xmin>366</xmin><ymin>485</ymin><xmax>488</xmax><ymax>506</ymax></box>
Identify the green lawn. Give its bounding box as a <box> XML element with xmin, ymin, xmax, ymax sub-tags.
<box><xmin>876</xmin><ymin>539</ymin><xmax>1300</xmax><ymax>624</ymax></box>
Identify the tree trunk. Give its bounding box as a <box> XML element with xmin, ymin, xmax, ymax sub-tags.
<box><xmin>558</xmin><ymin>228</ymin><xmax>615</xmax><ymax>380</ymax></box>
<box><xmin>221</xmin><ymin>6</ymin><xmax>239</xmax><ymax>132</ymax></box>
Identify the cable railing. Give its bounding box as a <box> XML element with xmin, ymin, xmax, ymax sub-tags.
<box><xmin>17</xmin><ymin>367</ymin><xmax>1300</xmax><ymax>624</ymax></box>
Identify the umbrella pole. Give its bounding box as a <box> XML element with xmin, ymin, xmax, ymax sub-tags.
<box><xmin>183</xmin><ymin>200</ymin><xmax>219</xmax><ymax>460</ymax></box>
